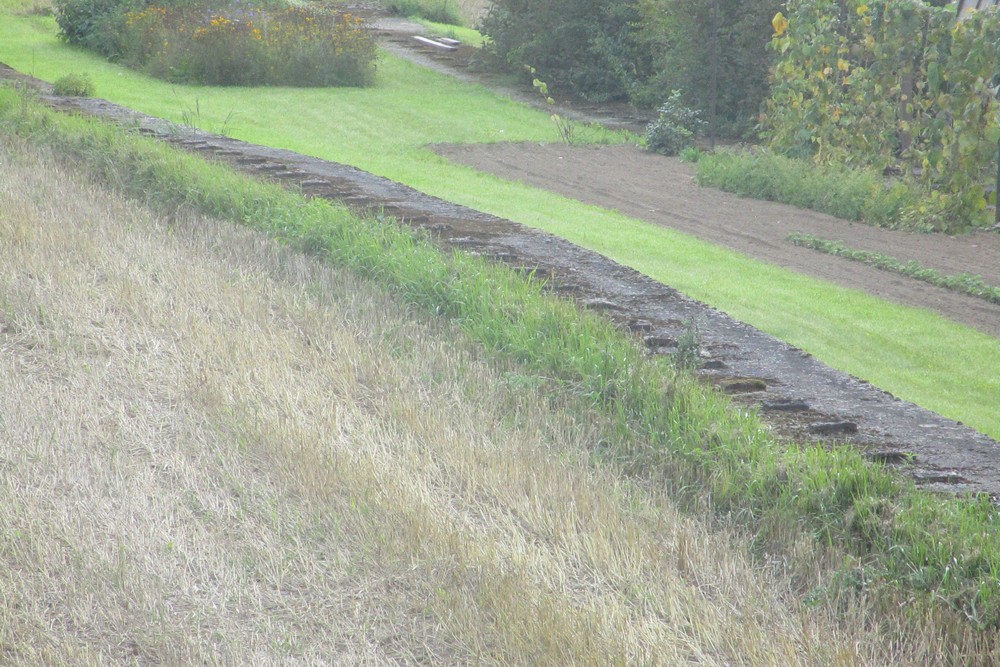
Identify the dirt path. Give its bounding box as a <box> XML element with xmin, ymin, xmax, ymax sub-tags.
<box><xmin>435</xmin><ymin>142</ymin><xmax>1000</xmax><ymax>338</ymax></box>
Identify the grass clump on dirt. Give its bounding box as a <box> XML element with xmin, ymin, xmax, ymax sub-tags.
<box><xmin>52</xmin><ymin>71</ymin><xmax>94</xmax><ymax>95</ymax></box>
<box><xmin>696</xmin><ymin>148</ymin><xmax>921</xmax><ymax>229</ymax></box>
<box><xmin>5</xmin><ymin>86</ymin><xmax>1000</xmax><ymax>659</ymax></box>
<box><xmin>789</xmin><ymin>233</ymin><xmax>1000</xmax><ymax>306</ymax></box>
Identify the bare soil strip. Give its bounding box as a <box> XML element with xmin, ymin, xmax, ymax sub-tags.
<box><xmin>2</xmin><ymin>136</ymin><xmax>915</xmax><ymax>665</ymax></box>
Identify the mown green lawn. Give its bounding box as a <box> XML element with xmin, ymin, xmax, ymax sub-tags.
<box><xmin>2</xmin><ymin>7</ymin><xmax>998</xmax><ymax>439</ymax></box>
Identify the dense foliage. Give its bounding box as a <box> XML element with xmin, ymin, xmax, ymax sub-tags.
<box><xmin>633</xmin><ymin>0</ymin><xmax>782</xmax><ymax>137</ymax></box>
<box><xmin>763</xmin><ymin>0</ymin><xmax>1000</xmax><ymax>231</ymax></box>
<box><xmin>121</xmin><ymin>4</ymin><xmax>376</xmax><ymax>86</ymax></box>
<box><xmin>479</xmin><ymin>0</ymin><xmax>781</xmax><ymax>136</ymax></box>
<box><xmin>55</xmin><ymin>0</ymin><xmax>378</xmax><ymax>87</ymax></box>
<box><xmin>478</xmin><ymin>0</ymin><xmax>644</xmax><ymax>103</ymax></box>
<box><xmin>54</xmin><ymin>0</ymin><xmax>138</xmax><ymax>58</ymax></box>
<box><xmin>643</xmin><ymin>89</ymin><xmax>704</xmax><ymax>155</ymax></box>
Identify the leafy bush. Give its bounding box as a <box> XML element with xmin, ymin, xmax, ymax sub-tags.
<box><xmin>53</xmin><ymin>73</ymin><xmax>96</xmax><ymax>97</ymax></box>
<box><xmin>119</xmin><ymin>4</ymin><xmax>377</xmax><ymax>86</ymax></box>
<box><xmin>53</xmin><ymin>0</ymin><xmax>139</xmax><ymax>59</ymax></box>
<box><xmin>643</xmin><ymin>89</ymin><xmax>703</xmax><ymax>156</ymax></box>
<box><xmin>479</xmin><ymin>0</ymin><xmax>643</xmax><ymax>102</ymax></box>
<box><xmin>388</xmin><ymin>0</ymin><xmax>462</xmax><ymax>25</ymax></box>
<box><xmin>633</xmin><ymin>0</ymin><xmax>781</xmax><ymax>138</ymax></box>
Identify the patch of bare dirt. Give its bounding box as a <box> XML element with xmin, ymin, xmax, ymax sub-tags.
<box><xmin>3</xmin><ymin>60</ymin><xmax>1000</xmax><ymax>498</ymax></box>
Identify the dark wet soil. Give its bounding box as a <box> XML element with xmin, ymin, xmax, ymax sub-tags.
<box><xmin>3</xmin><ymin>55</ymin><xmax>999</xmax><ymax>498</ymax></box>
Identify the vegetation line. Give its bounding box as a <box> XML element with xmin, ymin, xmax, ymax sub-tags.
<box><xmin>788</xmin><ymin>233</ymin><xmax>1000</xmax><ymax>306</ymax></box>
<box><xmin>4</xmin><ymin>86</ymin><xmax>1000</xmax><ymax>648</ymax></box>
<box><xmin>695</xmin><ymin>148</ymin><xmax>921</xmax><ymax>230</ymax></box>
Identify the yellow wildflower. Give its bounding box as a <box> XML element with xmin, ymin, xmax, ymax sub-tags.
<box><xmin>772</xmin><ymin>12</ymin><xmax>789</xmax><ymax>37</ymax></box>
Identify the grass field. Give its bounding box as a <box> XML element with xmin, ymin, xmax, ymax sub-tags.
<box><xmin>6</xmin><ymin>85</ymin><xmax>1000</xmax><ymax>659</ymax></box>
<box><xmin>0</xmin><ymin>133</ymin><xmax>929</xmax><ymax>666</ymax></box>
<box><xmin>1</xmin><ymin>5</ymin><xmax>999</xmax><ymax>440</ymax></box>
<box><xmin>4</xmin><ymin>0</ymin><xmax>1000</xmax><ymax>662</ymax></box>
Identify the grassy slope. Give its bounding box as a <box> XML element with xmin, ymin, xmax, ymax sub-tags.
<box><xmin>1</xmin><ymin>135</ymin><xmax>905</xmax><ymax>666</ymax></box>
<box><xmin>1</xmin><ymin>11</ymin><xmax>998</xmax><ymax>439</ymax></box>
<box><xmin>5</xmin><ymin>85</ymin><xmax>1000</xmax><ymax>658</ymax></box>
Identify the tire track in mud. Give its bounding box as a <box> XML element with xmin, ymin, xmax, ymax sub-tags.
<box><xmin>4</xmin><ymin>63</ymin><xmax>999</xmax><ymax>497</ymax></box>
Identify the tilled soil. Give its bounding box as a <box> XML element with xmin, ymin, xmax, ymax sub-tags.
<box><xmin>3</xmin><ymin>60</ymin><xmax>999</xmax><ymax>497</ymax></box>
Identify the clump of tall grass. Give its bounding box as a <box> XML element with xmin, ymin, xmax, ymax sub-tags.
<box><xmin>696</xmin><ymin>148</ymin><xmax>922</xmax><ymax>229</ymax></box>
<box><xmin>52</xmin><ymin>72</ymin><xmax>95</xmax><ymax>96</ymax></box>
<box><xmin>3</xmin><ymin>86</ymin><xmax>1000</xmax><ymax>645</ymax></box>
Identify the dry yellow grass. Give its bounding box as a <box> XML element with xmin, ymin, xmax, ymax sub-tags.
<box><xmin>0</xmin><ymin>136</ymin><xmax>929</xmax><ymax>664</ymax></box>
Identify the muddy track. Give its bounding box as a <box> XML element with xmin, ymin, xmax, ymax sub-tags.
<box><xmin>3</xmin><ymin>62</ymin><xmax>999</xmax><ymax>497</ymax></box>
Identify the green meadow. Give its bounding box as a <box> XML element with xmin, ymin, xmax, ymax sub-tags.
<box><xmin>1</xmin><ymin>6</ymin><xmax>998</xmax><ymax>440</ymax></box>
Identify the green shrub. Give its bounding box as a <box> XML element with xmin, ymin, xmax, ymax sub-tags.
<box><xmin>633</xmin><ymin>0</ymin><xmax>781</xmax><ymax>138</ymax></box>
<box><xmin>388</xmin><ymin>0</ymin><xmax>462</xmax><ymax>25</ymax></box>
<box><xmin>53</xmin><ymin>72</ymin><xmax>96</xmax><ymax>96</ymax></box>
<box><xmin>643</xmin><ymin>89</ymin><xmax>703</xmax><ymax>156</ymax></box>
<box><xmin>53</xmin><ymin>0</ymin><xmax>137</xmax><ymax>59</ymax></box>
<box><xmin>120</xmin><ymin>5</ymin><xmax>377</xmax><ymax>87</ymax></box>
<box><xmin>479</xmin><ymin>0</ymin><xmax>643</xmax><ymax>102</ymax></box>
